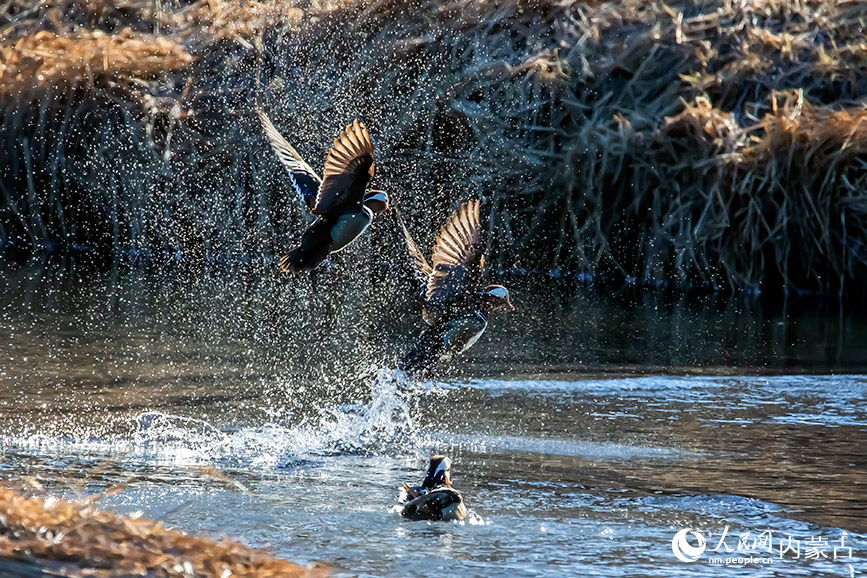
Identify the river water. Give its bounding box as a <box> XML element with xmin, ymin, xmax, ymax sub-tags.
<box><xmin>0</xmin><ymin>261</ymin><xmax>865</xmax><ymax>577</ymax></box>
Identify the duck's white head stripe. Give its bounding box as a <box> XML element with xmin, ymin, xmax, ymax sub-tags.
<box><xmin>486</xmin><ymin>286</ymin><xmax>508</xmax><ymax>299</ymax></box>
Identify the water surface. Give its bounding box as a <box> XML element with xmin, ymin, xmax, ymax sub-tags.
<box><xmin>0</xmin><ymin>262</ymin><xmax>865</xmax><ymax>576</ymax></box>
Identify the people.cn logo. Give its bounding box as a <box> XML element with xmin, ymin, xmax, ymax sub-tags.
<box><xmin>672</xmin><ymin>528</ymin><xmax>707</xmax><ymax>562</ymax></box>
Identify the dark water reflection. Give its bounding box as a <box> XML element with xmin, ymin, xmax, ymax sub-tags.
<box><xmin>0</xmin><ymin>261</ymin><xmax>866</xmax><ymax>576</ymax></box>
<box><xmin>492</xmin><ymin>278</ymin><xmax>867</xmax><ymax>376</ymax></box>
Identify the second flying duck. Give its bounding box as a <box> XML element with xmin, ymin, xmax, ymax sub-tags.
<box><xmin>397</xmin><ymin>200</ymin><xmax>514</xmax><ymax>375</ymax></box>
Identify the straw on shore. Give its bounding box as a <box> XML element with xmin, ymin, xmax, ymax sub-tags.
<box><xmin>0</xmin><ymin>487</ymin><xmax>325</xmax><ymax>577</ymax></box>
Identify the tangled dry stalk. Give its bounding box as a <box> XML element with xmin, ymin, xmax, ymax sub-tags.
<box><xmin>1</xmin><ymin>0</ymin><xmax>866</xmax><ymax>294</ymax></box>
<box><xmin>0</xmin><ymin>486</ymin><xmax>325</xmax><ymax>577</ymax></box>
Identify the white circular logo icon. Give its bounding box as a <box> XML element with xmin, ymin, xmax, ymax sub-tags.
<box><xmin>672</xmin><ymin>528</ymin><xmax>706</xmax><ymax>562</ymax></box>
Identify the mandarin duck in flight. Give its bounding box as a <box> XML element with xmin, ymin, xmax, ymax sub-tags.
<box><xmin>258</xmin><ymin>110</ymin><xmax>389</xmax><ymax>272</ymax></box>
<box><xmin>400</xmin><ymin>455</ymin><xmax>467</xmax><ymax>522</ymax></box>
<box><xmin>396</xmin><ymin>200</ymin><xmax>514</xmax><ymax>375</ymax></box>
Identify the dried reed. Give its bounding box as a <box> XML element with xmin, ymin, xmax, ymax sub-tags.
<box><xmin>0</xmin><ymin>487</ymin><xmax>325</xmax><ymax>577</ymax></box>
<box><xmin>1</xmin><ymin>0</ymin><xmax>866</xmax><ymax>294</ymax></box>
<box><xmin>0</xmin><ymin>31</ymin><xmax>191</xmax><ymax>96</ymax></box>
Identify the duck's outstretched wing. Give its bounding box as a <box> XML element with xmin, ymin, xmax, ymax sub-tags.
<box><xmin>394</xmin><ymin>207</ymin><xmax>432</xmax><ymax>282</ymax></box>
<box><xmin>425</xmin><ymin>199</ymin><xmax>484</xmax><ymax>311</ymax></box>
<box><xmin>313</xmin><ymin>120</ymin><xmax>375</xmax><ymax>216</ymax></box>
<box><xmin>258</xmin><ymin>109</ymin><xmax>320</xmax><ymax>210</ymax></box>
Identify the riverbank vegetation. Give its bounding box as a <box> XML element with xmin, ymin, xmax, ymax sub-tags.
<box><xmin>1</xmin><ymin>0</ymin><xmax>866</xmax><ymax>295</ymax></box>
<box><xmin>0</xmin><ymin>486</ymin><xmax>324</xmax><ymax>577</ymax></box>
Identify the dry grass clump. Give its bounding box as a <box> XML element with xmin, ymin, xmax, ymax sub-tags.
<box><xmin>0</xmin><ymin>487</ymin><xmax>325</xmax><ymax>577</ymax></box>
<box><xmin>0</xmin><ymin>30</ymin><xmax>192</xmax><ymax>96</ymax></box>
<box><xmin>642</xmin><ymin>91</ymin><xmax>867</xmax><ymax>292</ymax></box>
<box><xmin>731</xmin><ymin>91</ymin><xmax>867</xmax><ymax>291</ymax></box>
<box><xmin>254</xmin><ymin>0</ymin><xmax>867</xmax><ymax>293</ymax></box>
<box><xmin>0</xmin><ymin>0</ymin><xmax>162</xmax><ymax>38</ymax></box>
<box><xmin>0</xmin><ymin>0</ymin><xmax>297</xmax><ymax>43</ymax></box>
<box><xmin>1</xmin><ymin>0</ymin><xmax>866</xmax><ymax>294</ymax></box>
<box><xmin>0</xmin><ymin>0</ymin><xmax>279</xmax><ymax>258</ymax></box>
<box><xmin>192</xmin><ymin>0</ymin><xmax>304</xmax><ymax>42</ymax></box>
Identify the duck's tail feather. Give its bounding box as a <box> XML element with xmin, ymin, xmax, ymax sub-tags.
<box><xmin>278</xmin><ymin>248</ymin><xmax>302</xmax><ymax>273</ymax></box>
<box><xmin>278</xmin><ymin>243</ymin><xmax>331</xmax><ymax>274</ymax></box>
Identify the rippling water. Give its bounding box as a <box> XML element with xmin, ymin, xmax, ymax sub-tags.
<box><xmin>1</xmin><ymin>262</ymin><xmax>866</xmax><ymax>576</ymax></box>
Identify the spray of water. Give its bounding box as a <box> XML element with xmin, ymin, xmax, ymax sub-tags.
<box><xmin>2</xmin><ymin>368</ymin><xmax>426</xmax><ymax>470</ymax></box>
<box><xmin>133</xmin><ymin>367</ymin><xmax>421</xmax><ymax>466</ymax></box>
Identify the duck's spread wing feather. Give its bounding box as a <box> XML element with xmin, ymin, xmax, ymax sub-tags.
<box><xmin>425</xmin><ymin>199</ymin><xmax>483</xmax><ymax>307</ymax></box>
<box><xmin>258</xmin><ymin>110</ymin><xmax>321</xmax><ymax>209</ymax></box>
<box><xmin>394</xmin><ymin>207</ymin><xmax>432</xmax><ymax>282</ymax></box>
<box><xmin>313</xmin><ymin>120</ymin><xmax>374</xmax><ymax>216</ymax></box>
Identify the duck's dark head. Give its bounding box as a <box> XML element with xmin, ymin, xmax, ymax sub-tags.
<box><xmin>363</xmin><ymin>190</ymin><xmax>389</xmax><ymax>214</ymax></box>
<box><xmin>478</xmin><ymin>284</ymin><xmax>515</xmax><ymax>313</ymax></box>
<box><xmin>421</xmin><ymin>455</ymin><xmax>452</xmax><ymax>489</ymax></box>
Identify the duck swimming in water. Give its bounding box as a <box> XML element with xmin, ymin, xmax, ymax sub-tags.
<box><xmin>400</xmin><ymin>455</ymin><xmax>467</xmax><ymax>521</ymax></box>
<box><xmin>258</xmin><ymin>110</ymin><xmax>389</xmax><ymax>272</ymax></box>
<box><xmin>396</xmin><ymin>200</ymin><xmax>515</xmax><ymax>375</ymax></box>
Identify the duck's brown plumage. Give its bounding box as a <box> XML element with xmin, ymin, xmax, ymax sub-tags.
<box><xmin>399</xmin><ymin>456</ymin><xmax>467</xmax><ymax>522</ymax></box>
<box><xmin>313</xmin><ymin>120</ymin><xmax>375</xmax><ymax>216</ymax></box>
<box><xmin>398</xmin><ymin>200</ymin><xmax>485</xmax><ymax>326</ymax></box>
<box><xmin>400</xmin><ymin>487</ymin><xmax>466</xmax><ymax>521</ymax></box>
<box><xmin>258</xmin><ymin>111</ymin><xmax>384</xmax><ymax>272</ymax></box>
<box><xmin>397</xmin><ymin>201</ymin><xmax>512</xmax><ymax>374</ymax></box>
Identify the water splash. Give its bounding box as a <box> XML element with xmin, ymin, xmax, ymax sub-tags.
<box><xmin>462</xmin><ymin>509</ymin><xmax>491</xmax><ymax>525</ymax></box>
<box><xmin>131</xmin><ymin>368</ymin><xmax>420</xmax><ymax>467</ymax></box>
<box><xmin>3</xmin><ymin>368</ymin><xmax>422</xmax><ymax>470</ymax></box>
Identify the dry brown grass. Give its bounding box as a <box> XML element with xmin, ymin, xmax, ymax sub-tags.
<box><xmin>0</xmin><ymin>486</ymin><xmax>325</xmax><ymax>577</ymax></box>
<box><xmin>1</xmin><ymin>0</ymin><xmax>866</xmax><ymax>294</ymax></box>
<box><xmin>0</xmin><ymin>30</ymin><xmax>192</xmax><ymax>96</ymax></box>
<box><xmin>0</xmin><ymin>0</ymin><xmax>297</xmax><ymax>42</ymax></box>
